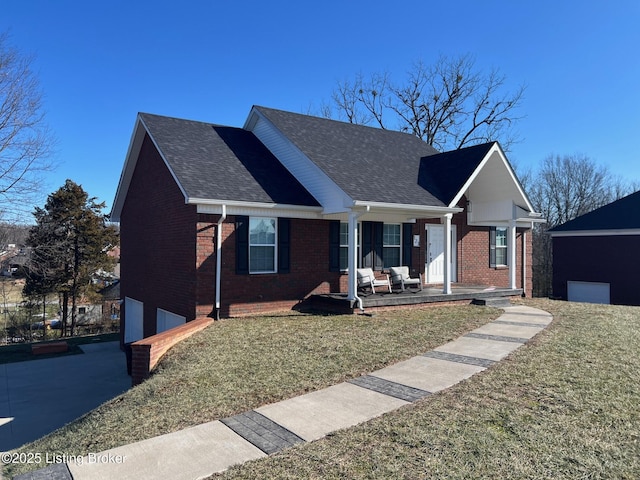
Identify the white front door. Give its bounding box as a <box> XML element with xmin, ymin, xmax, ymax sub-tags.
<box><xmin>425</xmin><ymin>225</ymin><xmax>456</xmax><ymax>284</ymax></box>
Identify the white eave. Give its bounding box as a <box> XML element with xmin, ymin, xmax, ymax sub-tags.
<box><xmin>549</xmin><ymin>228</ymin><xmax>640</xmax><ymax>238</ymax></box>
<box><xmin>194</xmin><ymin>199</ymin><xmax>324</xmax><ymax>219</ymax></box>
<box><xmin>451</xmin><ymin>143</ymin><xmax>545</xmax><ymax>227</ymax></box>
<box><xmin>352</xmin><ymin>200</ymin><xmax>461</xmax><ymax>217</ymax></box>
<box><xmin>451</xmin><ymin>143</ymin><xmax>533</xmax><ymax>209</ymax></box>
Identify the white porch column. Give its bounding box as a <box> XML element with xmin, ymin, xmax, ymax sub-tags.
<box><xmin>522</xmin><ymin>230</ymin><xmax>526</xmax><ymax>294</ymax></box>
<box><xmin>443</xmin><ymin>214</ymin><xmax>452</xmax><ymax>295</ymax></box>
<box><xmin>347</xmin><ymin>211</ymin><xmax>359</xmax><ymax>301</ymax></box>
<box><xmin>508</xmin><ymin>219</ymin><xmax>517</xmax><ymax>289</ymax></box>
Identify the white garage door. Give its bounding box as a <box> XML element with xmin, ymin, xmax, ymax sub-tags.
<box><xmin>124</xmin><ymin>297</ymin><xmax>144</xmax><ymax>343</ymax></box>
<box><xmin>567</xmin><ymin>281</ymin><xmax>610</xmax><ymax>304</ymax></box>
<box><xmin>157</xmin><ymin>309</ymin><xmax>186</xmax><ymax>334</ymax></box>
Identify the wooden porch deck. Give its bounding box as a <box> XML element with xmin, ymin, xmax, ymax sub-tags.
<box><xmin>305</xmin><ymin>285</ymin><xmax>523</xmax><ymax>314</ymax></box>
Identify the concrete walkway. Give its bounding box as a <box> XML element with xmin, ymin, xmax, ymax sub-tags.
<box><xmin>15</xmin><ymin>305</ymin><xmax>552</xmax><ymax>480</ymax></box>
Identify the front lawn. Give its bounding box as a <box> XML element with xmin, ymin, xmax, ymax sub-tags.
<box><xmin>6</xmin><ymin>304</ymin><xmax>500</xmax><ymax>478</ymax></box>
<box><xmin>215</xmin><ymin>298</ymin><xmax>640</xmax><ymax>479</ymax></box>
<box><xmin>8</xmin><ymin>300</ymin><xmax>640</xmax><ymax>479</ymax></box>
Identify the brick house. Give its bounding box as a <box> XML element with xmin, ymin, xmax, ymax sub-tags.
<box><xmin>549</xmin><ymin>190</ymin><xmax>640</xmax><ymax>305</ymax></box>
<box><xmin>111</xmin><ymin>106</ymin><xmax>543</xmax><ymax>344</ymax></box>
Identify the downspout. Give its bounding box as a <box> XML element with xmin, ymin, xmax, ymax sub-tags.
<box><xmin>215</xmin><ymin>205</ymin><xmax>227</xmax><ymax>320</ymax></box>
<box><xmin>349</xmin><ymin>206</ymin><xmax>369</xmax><ymax>312</ymax></box>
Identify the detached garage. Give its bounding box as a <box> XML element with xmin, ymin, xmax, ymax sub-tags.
<box><xmin>549</xmin><ymin>190</ymin><xmax>640</xmax><ymax>306</ymax></box>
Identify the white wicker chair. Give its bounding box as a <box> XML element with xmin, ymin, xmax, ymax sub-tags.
<box><xmin>357</xmin><ymin>268</ymin><xmax>391</xmax><ymax>294</ymax></box>
<box><xmin>389</xmin><ymin>266</ymin><xmax>423</xmax><ymax>292</ymax></box>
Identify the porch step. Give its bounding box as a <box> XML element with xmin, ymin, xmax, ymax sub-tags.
<box><xmin>472</xmin><ymin>297</ymin><xmax>512</xmax><ymax>308</ymax></box>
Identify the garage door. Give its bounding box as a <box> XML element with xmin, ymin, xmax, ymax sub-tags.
<box><xmin>567</xmin><ymin>281</ymin><xmax>610</xmax><ymax>304</ymax></box>
<box><xmin>124</xmin><ymin>297</ymin><xmax>144</xmax><ymax>343</ymax></box>
<box><xmin>157</xmin><ymin>309</ymin><xmax>186</xmax><ymax>334</ymax></box>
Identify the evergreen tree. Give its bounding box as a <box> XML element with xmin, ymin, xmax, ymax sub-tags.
<box><xmin>25</xmin><ymin>180</ymin><xmax>119</xmax><ymax>336</ymax></box>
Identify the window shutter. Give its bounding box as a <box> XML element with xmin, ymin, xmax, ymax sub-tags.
<box><xmin>363</xmin><ymin>222</ymin><xmax>384</xmax><ymax>270</ymax></box>
<box><xmin>489</xmin><ymin>227</ymin><xmax>496</xmax><ymax>268</ymax></box>
<box><xmin>402</xmin><ymin>223</ymin><xmax>413</xmax><ymax>267</ymax></box>
<box><xmin>373</xmin><ymin>222</ymin><xmax>384</xmax><ymax>270</ymax></box>
<box><xmin>278</xmin><ymin>218</ymin><xmax>290</xmax><ymax>274</ymax></box>
<box><xmin>362</xmin><ymin>222</ymin><xmax>373</xmax><ymax>269</ymax></box>
<box><xmin>236</xmin><ymin>216</ymin><xmax>249</xmax><ymax>275</ymax></box>
<box><xmin>329</xmin><ymin>221</ymin><xmax>341</xmax><ymax>272</ymax></box>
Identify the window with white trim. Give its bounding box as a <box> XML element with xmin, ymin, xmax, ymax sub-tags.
<box><xmin>249</xmin><ymin>217</ymin><xmax>277</xmax><ymax>273</ymax></box>
<box><xmin>383</xmin><ymin>223</ymin><xmax>401</xmax><ymax>269</ymax></box>
<box><xmin>490</xmin><ymin>226</ymin><xmax>508</xmax><ymax>267</ymax></box>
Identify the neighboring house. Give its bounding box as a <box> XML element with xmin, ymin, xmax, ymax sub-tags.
<box><xmin>0</xmin><ymin>246</ymin><xmax>29</xmax><ymax>276</ymax></box>
<box><xmin>549</xmin><ymin>190</ymin><xmax>640</xmax><ymax>305</ymax></box>
<box><xmin>99</xmin><ymin>280</ymin><xmax>121</xmax><ymax>328</ymax></box>
<box><xmin>111</xmin><ymin>106</ymin><xmax>543</xmax><ymax>344</ymax></box>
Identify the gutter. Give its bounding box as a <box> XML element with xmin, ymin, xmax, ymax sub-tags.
<box><xmin>214</xmin><ymin>205</ymin><xmax>227</xmax><ymax>320</ymax></box>
<box><xmin>349</xmin><ymin>206</ymin><xmax>370</xmax><ymax>312</ymax></box>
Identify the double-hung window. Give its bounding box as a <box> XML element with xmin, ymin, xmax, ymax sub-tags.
<box><xmin>249</xmin><ymin>217</ymin><xmax>277</xmax><ymax>273</ymax></box>
<box><xmin>330</xmin><ymin>221</ymin><xmax>411</xmax><ymax>272</ymax></box>
<box><xmin>382</xmin><ymin>224</ymin><xmax>401</xmax><ymax>269</ymax></box>
<box><xmin>490</xmin><ymin>227</ymin><xmax>508</xmax><ymax>267</ymax></box>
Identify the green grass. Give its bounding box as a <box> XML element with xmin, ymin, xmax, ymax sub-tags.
<box><xmin>5</xmin><ymin>305</ymin><xmax>499</xmax><ymax>477</ymax></box>
<box><xmin>0</xmin><ymin>277</ymin><xmax>25</xmax><ymax>304</ymax></box>
<box><xmin>212</xmin><ymin>299</ymin><xmax>640</xmax><ymax>479</ymax></box>
<box><xmin>8</xmin><ymin>300</ymin><xmax>640</xmax><ymax>479</ymax></box>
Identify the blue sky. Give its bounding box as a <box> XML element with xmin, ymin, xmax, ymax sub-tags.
<box><xmin>2</xmin><ymin>0</ymin><xmax>639</xmax><ymax>214</ymax></box>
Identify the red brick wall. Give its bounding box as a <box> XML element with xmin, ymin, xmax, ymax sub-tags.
<box><xmin>193</xmin><ymin>213</ymin><xmax>533</xmax><ymax>317</ymax></box>
<box><xmin>414</xmin><ymin>209</ymin><xmax>532</xmax><ymax>297</ymax></box>
<box><xmin>196</xmin><ymin>216</ymin><xmax>346</xmax><ymax>317</ymax></box>
<box><xmin>131</xmin><ymin>317</ymin><xmax>212</xmax><ymax>386</ymax></box>
<box><xmin>121</xmin><ymin>143</ymin><xmax>533</xmax><ymax>326</ymax></box>
<box><xmin>456</xmin><ymin>223</ymin><xmax>530</xmax><ymax>292</ymax></box>
<box><xmin>120</xmin><ymin>134</ymin><xmax>198</xmax><ymax>341</ymax></box>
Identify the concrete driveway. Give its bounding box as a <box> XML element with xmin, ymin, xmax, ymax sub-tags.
<box><xmin>0</xmin><ymin>341</ymin><xmax>130</xmax><ymax>451</ymax></box>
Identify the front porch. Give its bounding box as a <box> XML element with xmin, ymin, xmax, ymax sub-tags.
<box><xmin>306</xmin><ymin>285</ymin><xmax>523</xmax><ymax>314</ymax></box>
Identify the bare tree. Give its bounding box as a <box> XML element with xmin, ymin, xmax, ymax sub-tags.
<box><xmin>526</xmin><ymin>154</ymin><xmax>637</xmax><ymax>297</ymax></box>
<box><xmin>0</xmin><ymin>32</ymin><xmax>55</xmax><ymax>222</ymax></box>
<box><xmin>326</xmin><ymin>54</ymin><xmax>525</xmax><ymax>151</ymax></box>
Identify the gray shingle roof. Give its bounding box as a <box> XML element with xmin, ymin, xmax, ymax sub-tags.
<box><xmin>254</xmin><ymin>106</ymin><xmax>448</xmax><ymax>206</ymax></box>
<box><xmin>139</xmin><ymin>113</ymin><xmax>319</xmax><ymax>207</ymax></box>
<box><xmin>548</xmin><ymin>190</ymin><xmax>640</xmax><ymax>232</ymax></box>
<box><xmin>137</xmin><ymin>108</ymin><xmax>503</xmax><ymax>211</ymax></box>
<box><xmin>417</xmin><ymin>142</ymin><xmax>496</xmax><ymax>205</ymax></box>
